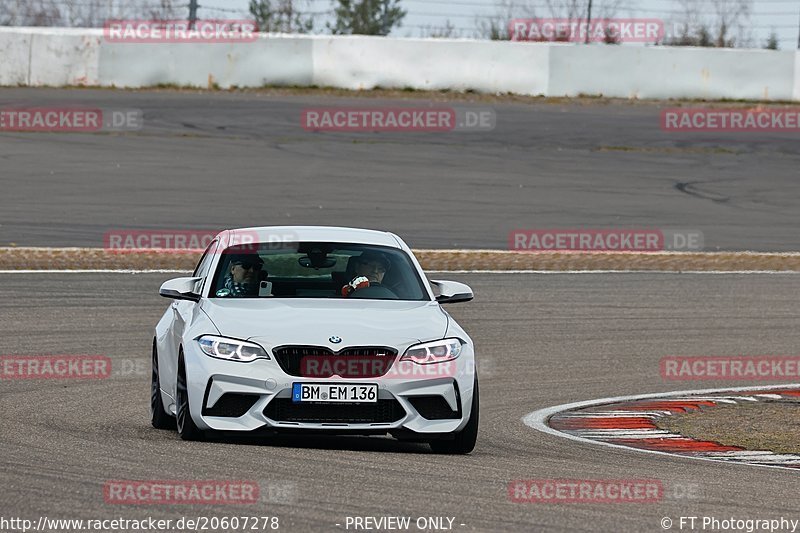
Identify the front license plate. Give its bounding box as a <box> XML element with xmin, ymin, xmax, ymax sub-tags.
<box><xmin>292</xmin><ymin>383</ymin><xmax>378</xmax><ymax>403</ymax></box>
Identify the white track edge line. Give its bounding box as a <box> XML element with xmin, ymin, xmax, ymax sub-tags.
<box><xmin>5</xmin><ymin>247</ymin><xmax>800</xmax><ymax>257</ymax></box>
<box><xmin>423</xmin><ymin>250</ymin><xmax>800</xmax><ymax>256</ymax></box>
<box><xmin>2</xmin><ymin>269</ymin><xmax>798</xmax><ymax>275</ymax></box>
<box><xmin>522</xmin><ymin>383</ymin><xmax>800</xmax><ymax>473</ymax></box>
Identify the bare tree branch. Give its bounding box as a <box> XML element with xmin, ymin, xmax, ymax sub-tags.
<box><xmin>0</xmin><ymin>0</ymin><xmax>183</xmax><ymax>27</ymax></box>
<box><xmin>665</xmin><ymin>0</ymin><xmax>753</xmax><ymax>48</ymax></box>
<box><xmin>478</xmin><ymin>0</ymin><xmax>629</xmax><ymax>41</ymax></box>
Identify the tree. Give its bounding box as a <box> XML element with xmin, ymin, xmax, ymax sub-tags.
<box><xmin>480</xmin><ymin>0</ymin><xmax>628</xmax><ymax>42</ymax></box>
<box><xmin>0</xmin><ymin>0</ymin><xmax>180</xmax><ymax>27</ymax></box>
<box><xmin>476</xmin><ymin>17</ymin><xmax>510</xmax><ymax>41</ymax></box>
<box><xmin>709</xmin><ymin>0</ymin><xmax>752</xmax><ymax>47</ymax></box>
<box><xmin>764</xmin><ymin>31</ymin><xmax>778</xmax><ymax>50</ymax></box>
<box><xmin>422</xmin><ymin>20</ymin><xmax>461</xmax><ymax>39</ymax></box>
<box><xmin>143</xmin><ymin>0</ymin><xmax>181</xmax><ymax>21</ymax></box>
<box><xmin>541</xmin><ymin>0</ymin><xmax>626</xmax><ymax>21</ymax></box>
<box><xmin>249</xmin><ymin>0</ymin><xmax>313</xmax><ymax>33</ymax></box>
<box><xmin>476</xmin><ymin>0</ymin><xmax>521</xmax><ymax>40</ymax></box>
<box><xmin>664</xmin><ymin>0</ymin><xmax>752</xmax><ymax>48</ymax></box>
<box><xmin>329</xmin><ymin>0</ymin><xmax>406</xmax><ymax>36</ymax></box>
<box><xmin>0</xmin><ymin>0</ymin><xmax>61</xmax><ymax>26</ymax></box>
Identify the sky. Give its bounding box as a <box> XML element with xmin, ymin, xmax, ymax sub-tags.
<box><xmin>194</xmin><ymin>0</ymin><xmax>800</xmax><ymax>48</ymax></box>
<box><xmin>26</xmin><ymin>0</ymin><xmax>795</xmax><ymax>48</ymax></box>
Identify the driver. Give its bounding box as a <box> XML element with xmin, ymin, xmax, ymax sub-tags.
<box><xmin>341</xmin><ymin>251</ymin><xmax>391</xmax><ymax>297</ymax></box>
<box><xmin>219</xmin><ymin>253</ymin><xmax>265</xmax><ymax>297</ymax></box>
<box><xmin>355</xmin><ymin>251</ymin><xmax>390</xmax><ymax>284</ymax></box>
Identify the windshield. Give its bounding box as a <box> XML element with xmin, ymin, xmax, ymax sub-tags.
<box><xmin>209</xmin><ymin>242</ymin><xmax>429</xmax><ymax>301</ymax></box>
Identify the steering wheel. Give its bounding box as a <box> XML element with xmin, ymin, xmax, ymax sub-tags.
<box><xmin>385</xmin><ymin>280</ymin><xmax>404</xmax><ymax>293</ymax></box>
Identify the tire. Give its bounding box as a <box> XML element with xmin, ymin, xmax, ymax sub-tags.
<box><xmin>150</xmin><ymin>341</ymin><xmax>174</xmax><ymax>430</ymax></box>
<box><xmin>429</xmin><ymin>376</ymin><xmax>479</xmax><ymax>455</ymax></box>
<box><xmin>176</xmin><ymin>351</ymin><xmax>205</xmax><ymax>441</ymax></box>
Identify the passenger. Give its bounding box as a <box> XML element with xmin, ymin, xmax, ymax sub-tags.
<box><xmin>219</xmin><ymin>254</ymin><xmax>265</xmax><ymax>297</ymax></box>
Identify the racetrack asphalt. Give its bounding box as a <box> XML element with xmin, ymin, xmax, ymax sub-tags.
<box><xmin>1</xmin><ymin>272</ymin><xmax>798</xmax><ymax>532</ymax></box>
<box><xmin>1</xmin><ymin>88</ymin><xmax>799</xmax><ymax>251</ymax></box>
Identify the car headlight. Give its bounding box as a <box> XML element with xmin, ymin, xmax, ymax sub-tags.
<box><xmin>401</xmin><ymin>338</ymin><xmax>462</xmax><ymax>364</ymax></box>
<box><xmin>196</xmin><ymin>335</ymin><xmax>269</xmax><ymax>362</ymax></box>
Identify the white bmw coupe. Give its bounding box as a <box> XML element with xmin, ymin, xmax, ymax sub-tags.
<box><xmin>152</xmin><ymin>226</ymin><xmax>479</xmax><ymax>453</ymax></box>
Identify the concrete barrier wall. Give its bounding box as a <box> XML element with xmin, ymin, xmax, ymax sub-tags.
<box><xmin>0</xmin><ymin>27</ymin><xmax>797</xmax><ymax>102</ymax></box>
<box><xmin>794</xmin><ymin>52</ymin><xmax>800</xmax><ymax>102</ymax></box>
<box><xmin>548</xmin><ymin>45</ymin><xmax>797</xmax><ymax>101</ymax></box>
<box><xmin>0</xmin><ymin>29</ymin><xmax>32</xmax><ymax>86</ymax></box>
<box><xmin>311</xmin><ymin>36</ymin><xmax>550</xmax><ymax>95</ymax></box>
<box><xmin>29</xmin><ymin>29</ymin><xmax>102</xmax><ymax>87</ymax></box>
<box><xmin>100</xmin><ymin>34</ymin><xmax>314</xmax><ymax>88</ymax></box>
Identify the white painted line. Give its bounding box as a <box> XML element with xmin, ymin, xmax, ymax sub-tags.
<box><xmin>522</xmin><ymin>383</ymin><xmax>800</xmax><ymax>472</ymax></box>
<box><xmin>667</xmin><ymin>396</ymin><xmax>755</xmax><ymax>403</ymax></box>
<box><xmin>580</xmin><ymin>434</ymin><xmax>683</xmax><ymax>440</ymax></box>
<box><xmin>703</xmin><ymin>451</ymin><xmax>776</xmax><ymax>457</ymax></box>
<box><xmin>705</xmin><ymin>396</ymin><xmax>759</xmax><ymax>402</ymax></box>
<box><xmin>722</xmin><ymin>457</ymin><xmax>800</xmax><ymax>464</ymax></box>
<box><xmin>557</xmin><ymin>411</ymin><xmax>669</xmax><ymax>418</ymax></box>
<box><xmin>13</xmin><ymin>247</ymin><xmax>799</xmax><ymax>256</ymax></box>
<box><xmin>417</xmin><ymin>250</ymin><xmax>800</xmax><ymax>257</ymax></box>
<box><xmin>570</xmin><ymin>428</ymin><xmax>667</xmax><ymax>434</ymax></box>
<box><xmin>575</xmin><ymin>432</ymin><xmax>679</xmax><ymax>439</ymax></box>
<box><xmin>0</xmin><ymin>269</ymin><xmax>797</xmax><ymax>275</ymax></box>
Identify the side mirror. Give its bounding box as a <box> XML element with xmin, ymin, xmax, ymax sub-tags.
<box><xmin>159</xmin><ymin>277</ymin><xmax>203</xmax><ymax>302</ymax></box>
<box><xmin>430</xmin><ymin>280</ymin><xmax>473</xmax><ymax>304</ymax></box>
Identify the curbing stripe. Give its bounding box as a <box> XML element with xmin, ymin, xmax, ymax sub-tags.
<box><xmin>523</xmin><ymin>384</ymin><xmax>800</xmax><ymax>472</ymax></box>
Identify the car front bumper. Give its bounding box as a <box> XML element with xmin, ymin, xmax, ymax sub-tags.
<box><xmin>183</xmin><ymin>341</ymin><xmax>477</xmax><ymax>435</ymax></box>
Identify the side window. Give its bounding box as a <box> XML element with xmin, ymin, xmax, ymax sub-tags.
<box><xmin>193</xmin><ymin>240</ymin><xmax>219</xmax><ymax>281</ymax></box>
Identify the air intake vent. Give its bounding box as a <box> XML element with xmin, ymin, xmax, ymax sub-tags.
<box><xmin>272</xmin><ymin>346</ymin><xmax>398</xmax><ymax>378</ymax></box>
<box><xmin>264</xmin><ymin>398</ymin><xmax>405</xmax><ymax>424</ymax></box>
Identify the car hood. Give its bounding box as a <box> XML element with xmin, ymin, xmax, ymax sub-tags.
<box><xmin>201</xmin><ymin>298</ymin><xmax>448</xmax><ymax>350</ymax></box>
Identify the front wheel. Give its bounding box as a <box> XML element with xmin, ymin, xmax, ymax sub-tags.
<box><xmin>429</xmin><ymin>376</ymin><xmax>479</xmax><ymax>455</ymax></box>
<box><xmin>151</xmin><ymin>341</ymin><xmax>174</xmax><ymax>430</ymax></box>
<box><xmin>176</xmin><ymin>352</ymin><xmax>205</xmax><ymax>441</ymax></box>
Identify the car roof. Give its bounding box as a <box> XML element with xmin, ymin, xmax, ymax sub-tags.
<box><xmin>223</xmin><ymin>226</ymin><xmax>402</xmax><ymax>248</ymax></box>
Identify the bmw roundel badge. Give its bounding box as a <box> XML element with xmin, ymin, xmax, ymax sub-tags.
<box><xmin>329</xmin><ymin>336</ymin><xmax>342</xmax><ymax>344</ymax></box>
